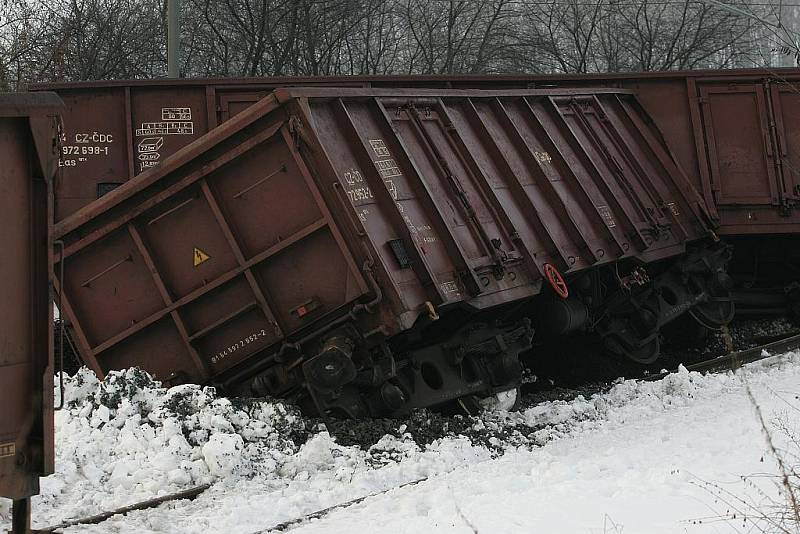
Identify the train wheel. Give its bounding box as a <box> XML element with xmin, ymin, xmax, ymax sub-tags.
<box><xmin>690</xmin><ymin>300</ymin><xmax>735</xmax><ymax>330</ymax></box>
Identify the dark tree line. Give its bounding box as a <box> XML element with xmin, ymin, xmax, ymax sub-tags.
<box><xmin>0</xmin><ymin>0</ymin><xmax>796</xmax><ymax>90</ymax></box>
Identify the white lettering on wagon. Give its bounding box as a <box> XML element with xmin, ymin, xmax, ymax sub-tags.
<box><xmin>341</xmin><ymin>138</ymin><xmax>440</xmax><ymax>248</ymax></box>
<box><xmin>347</xmin><ymin>187</ymin><xmax>374</xmax><ymax>203</ymax></box>
<box><xmin>385</xmin><ymin>179</ymin><xmax>398</xmax><ymax>200</ymax></box>
<box><xmin>369</xmin><ymin>139</ymin><xmax>390</xmax><ymax>157</ymax></box>
<box><xmin>162</xmin><ymin>107</ymin><xmax>192</xmax><ymax>121</ymax></box>
<box><xmin>343</xmin><ymin>169</ymin><xmax>364</xmax><ymax>185</ymax></box>
<box><xmin>135</xmin><ymin>121</ymin><xmax>194</xmax><ymax>136</ymax></box>
<box><xmin>597</xmin><ymin>205</ymin><xmax>616</xmax><ymax>228</ymax></box>
<box><xmin>375</xmin><ymin>159</ymin><xmax>402</xmax><ymax>179</ymax></box>
<box><xmin>58</xmin><ymin>131</ymin><xmax>114</xmax><ymax>168</ymax></box>
<box><xmin>211</xmin><ymin>329</ymin><xmax>269</xmax><ymax>364</ymax></box>
<box><xmin>134</xmin><ymin>107</ymin><xmax>196</xmax><ymax>172</ymax></box>
<box><xmin>138</xmin><ymin>136</ymin><xmax>164</xmax><ymax>153</ymax></box>
<box><xmin>75</xmin><ymin>132</ymin><xmax>114</xmax><ymax>144</ymax></box>
<box><xmin>440</xmin><ymin>280</ymin><xmax>461</xmax><ymax>298</ymax></box>
<box><xmin>342</xmin><ymin>169</ymin><xmax>375</xmax><ymax>205</ymax></box>
<box><xmin>0</xmin><ymin>442</ymin><xmax>15</xmax><ymax>459</ymax></box>
<box><xmin>138</xmin><ymin>152</ymin><xmax>161</xmax><ymax>162</ymax></box>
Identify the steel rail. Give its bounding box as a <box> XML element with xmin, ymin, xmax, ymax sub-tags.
<box><xmin>645</xmin><ymin>330</ymin><xmax>800</xmax><ymax>381</ymax></box>
<box><xmin>257</xmin><ymin>477</ymin><xmax>429</xmax><ymax>533</ymax></box>
<box><xmin>42</xmin><ymin>484</ymin><xmax>211</xmax><ymax>533</ymax></box>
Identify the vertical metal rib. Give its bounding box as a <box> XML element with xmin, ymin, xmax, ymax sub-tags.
<box><xmin>590</xmin><ymin>94</ymin><xmax>689</xmax><ymax>240</ymax></box>
<box><xmin>433</xmin><ymin>97</ymin><xmax>538</xmax><ymax>273</ymax></box>
<box><xmin>556</xmin><ymin>96</ymin><xmax>654</xmax><ymax>247</ymax></box>
<box><xmin>615</xmin><ymin>93</ymin><xmax>715</xmax><ymax>230</ymax></box>
<box><xmin>403</xmin><ymin>102</ymin><xmax>501</xmax><ymax>266</ymax></box>
<box><xmin>371</xmin><ymin>99</ymin><xmax>483</xmax><ymax>296</ymax></box>
<box><xmin>495</xmin><ymin>97</ymin><xmax>599</xmax><ymax>265</ymax></box>
<box><xmin>533</xmin><ymin>96</ymin><xmax>627</xmax><ymax>256</ymax></box>
<box><xmin>461</xmin><ymin>98</ymin><xmax>571</xmax><ymax>271</ymax></box>
<box><xmin>333</xmin><ymin>98</ymin><xmax>447</xmax><ymax>303</ymax></box>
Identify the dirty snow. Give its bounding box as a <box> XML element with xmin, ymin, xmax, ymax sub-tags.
<box><xmin>2</xmin><ymin>352</ymin><xmax>800</xmax><ymax>533</ymax></box>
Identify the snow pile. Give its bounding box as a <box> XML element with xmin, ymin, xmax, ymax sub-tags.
<box><xmin>450</xmin><ymin>362</ymin><xmax>751</xmax><ymax>452</ymax></box>
<box><xmin>0</xmin><ymin>366</ymin><xmax>496</xmax><ymax>530</ymax></box>
<box><xmin>2</xmin><ymin>367</ymin><xmax>305</xmax><ymax>525</ymax></box>
<box><xmin>491</xmin><ymin>363</ymin><xmax>737</xmax><ymax>446</ymax></box>
<box><xmin>288</xmin><ymin>352</ymin><xmax>800</xmax><ymax>534</ymax></box>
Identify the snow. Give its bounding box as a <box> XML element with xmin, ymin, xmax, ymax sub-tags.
<box><xmin>2</xmin><ymin>352</ymin><xmax>800</xmax><ymax>533</ymax></box>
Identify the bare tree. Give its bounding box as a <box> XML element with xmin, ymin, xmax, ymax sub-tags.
<box><xmin>521</xmin><ymin>0</ymin><xmax>606</xmax><ymax>73</ymax></box>
<box><xmin>611</xmin><ymin>0</ymin><xmax>757</xmax><ymax>70</ymax></box>
<box><xmin>191</xmin><ymin>0</ymin><xmax>300</xmax><ymax>76</ymax></box>
<box><xmin>399</xmin><ymin>0</ymin><xmax>517</xmax><ymax>74</ymax></box>
<box><xmin>0</xmin><ymin>0</ymin><xmax>55</xmax><ymax>89</ymax></box>
<box><xmin>516</xmin><ymin>0</ymin><xmax>760</xmax><ymax>74</ymax></box>
<box><xmin>345</xmin><ymin>0</ymin><xmax>403</xmax><ymax>74</ymax></box>
<box><xmin>46</xmin><ymin>0</ymin><xmax>165</xmax><ymax>81</ymax></box>
<box><xmin>0</xmin><ymin>0</ymin><xmax>793</xmax><ymax>91</ymax></box>
<box><xmin>736</xmin><ymin>1</ymin><xmax>800</xmax><ymax>67</ymax></box>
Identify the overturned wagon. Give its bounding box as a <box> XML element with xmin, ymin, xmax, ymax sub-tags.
<box><xmin>55</xmin><ymin>88</ymin><xmax>731</xmax><ymax>417</ymax></box>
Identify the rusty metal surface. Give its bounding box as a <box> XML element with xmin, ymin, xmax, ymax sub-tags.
<box><xmin>0</xmin><ymin>92</ymin><xmax>64</xmax><ymax>117</ymax></box>
<box><xmin>0</xmin><ymin>93</ymin><xmax>60</xmax><ymax>501</ymax></box>
<box><xmin>53</xmin><ymin>87</ymin><xmax>712</xmax><ymax>390</ymax></box>
<box><xmin>695</xmin><ymin>79</ymin><xmax>800</xmax><ymax>234</ymax></box>
<box><xmin>34</xmin><ymin>68</ymin><xmax>800</xmax><ymax>237</ymax></box>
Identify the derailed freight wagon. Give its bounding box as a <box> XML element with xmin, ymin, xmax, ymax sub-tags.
<box><xmin>54</xmin><ymin>88</ymin><xmax>732</xmax><ymax>417</ymax></box>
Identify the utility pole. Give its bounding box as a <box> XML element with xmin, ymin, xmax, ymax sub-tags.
<box><xmin>168</xmin><ymin>0</ymin><xmax>181</xmax><ymax>77</ymax></box>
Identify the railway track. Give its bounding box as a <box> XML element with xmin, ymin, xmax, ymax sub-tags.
<box><xmin>41</xmin><ymin>485</ymin><xmax>211</xmax><ymax>533</ymax></box>
<box><xmin>645</xmin><ymin>329</ymin><xmax>800</xmax><ymax>381</ymax></box>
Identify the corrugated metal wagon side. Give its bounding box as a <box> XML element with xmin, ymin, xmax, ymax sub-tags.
<box><xmin>0</xmin><ymin>93</ymin><xmax>61</xmax><ymax>532</ymax></box>
<box><xmin>54</xmin><ymin>87</ymin><xmax>722</xmax><ymax>417</ymax></box>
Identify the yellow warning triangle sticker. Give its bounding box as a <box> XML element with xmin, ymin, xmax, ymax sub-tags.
<box><xmin>193</xmin><ymin>247</ymin><xmax>210</xmax><ymax>267</ymax></box>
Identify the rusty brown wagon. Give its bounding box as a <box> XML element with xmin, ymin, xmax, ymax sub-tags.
<box><xmin>0</xmin><ymin>92</ymin><xmax>61</xmax><ymax>533</ymax></box>
<box><xmin>32</xmin><ymin>68</ymin><xmax>800</xmax><ymax>238</ymax></box>
<box><xmin>52</xmin><ymin>87</ymin><xmax>732</xmax><ymax>417</ymax></box>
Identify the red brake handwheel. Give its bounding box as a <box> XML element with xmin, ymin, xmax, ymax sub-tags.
<box><xmin>543</xmin><ymin>263</ymin><xmax>569</xmax><ymax>299</ymax></box>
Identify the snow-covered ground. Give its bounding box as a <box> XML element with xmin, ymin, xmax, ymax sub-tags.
<box><xmin>3</xmin><ymin>352</ymin><xmax>800</xmax><ymax>533</ymax></box>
